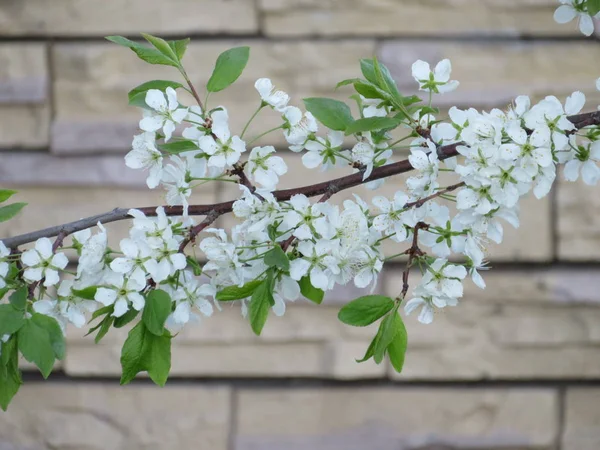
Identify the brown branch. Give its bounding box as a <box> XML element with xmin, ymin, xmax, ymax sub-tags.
<box><xmin>178</xmin><ymin>210</ymin><xmax>220</xmax><ymax>252</ymax></box>
<box><xmin>399</xmin><ymin>222</ymin><xmax>429</xmax><ymax>301</ymax></box>
<box><xmin>2</xmin><ymin>110</ymin><xmax>599</xmax><ymax>250</ymax></box>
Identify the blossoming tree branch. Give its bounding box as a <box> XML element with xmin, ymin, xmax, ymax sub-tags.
<box><xmin>0</xmin><ymin>0</ymin><xmax>599</xmax><ymax>410</ymax></box>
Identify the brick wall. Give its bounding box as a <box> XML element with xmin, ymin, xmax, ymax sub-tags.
<box><xmin>1</xmin><ymin>1</ymin><xmax>600</xmax><ymax>448</ymax></box>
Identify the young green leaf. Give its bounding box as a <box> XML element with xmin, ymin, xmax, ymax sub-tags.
<box><xmin>387</xmin><ymin>314</ymin><xmax>408</xmax><ymax>373</ymax></box>
<box><xmin>338</xmin><ymin>295</ymin><xmax>395</xmax><ymax>327</ymax></box>
<box><xmin>0</xmin><ymin>203</ymin><xmax>27</xmax><ymax>223</ymax></box>
<box><xmin>158</xmin><ymin>140</ymin><xmax>200</xmax><ymax>154</ymax></box>
<box><xmin>186</xmin><ymin>256</ymin><xmax>203</xmax><ymax>276</ymax></box>
<box><xmin>345</xmin><ymin>117</ymin><xmax>402</xmax><ymax>136</ymax></box>
<box><xmin>264</xmin><ymin>246</ymin><xmax>290</xmax><ymax>271</ymax></box>
<box><xmin>356</xmin><ymin>333</ymin><xmax>378</xmax><ymax>363</ymax></box>
<box><xmin>353</xmin><ymin>81</ymin><xmax>388</xmax><ymax>100</ymax></box>
<box><xmin>17</xmin><ymin>318</ymin><xmax>56</xmax><ymax>378</ymax></box>
<box><xmin>0</xmin><ymin>304</ymin><xmax>26</xmax><ymax>336</ymax></box>
<box><xmin>335</xmin><ymin>78</ymin><xmax>363</xmax><ymax>89</ymax></box>
<box><xmin>120</xmin><ymin>321</ymin><xmax>172</xmax><ymax>386</ymax></box>
<box><xmin>299</xmin><ymin>276</ymin><xmax>324</xmax><ymax>304</ymax></box>
<box><xmin>114</xmin><ymin>308</ymin><xmax>140</xmax><ymax>328</ymax></box>
<box><xmin>9</xmin><ymin>287</ymin><xmax>27</xmax><ymax>311</ymax></box>
<box><xmin>89</xmin><ymin>304</ymin><xmax>113</xmax><ymax>321</ymax></box>
<box><xmin>373</xmin><ymin>311</ymin><xmax>400</xmax><ymax>364</ymax></box>
<box><xmin>142</xmin><ymin>289</ymin><xmax>172</xmax><ymax>336</ymax></box>
<box><xmin>168</xmin><ymin>38</ymin><xmax>190</xmax><ymax>61</ymax></box>
<box><xmin>141</xmin><ymin>33</ymin><xmax>180</xmax><ymax>63</ymax></box>
<box><xmin>303</xmin><ymin>98</ymin><xmax>354</xmax><ymax>131</ymax></box>
<box><xmin>0</xmin><ymin>288</ymin><xmax>8</xmax><ymax>301</ymax></box>
<box><xmin>31</xmin><ymin>314</ymin><xmax>65</xmax><ymax>360</ymax></box>
<box><xmin>94</xmin><ymin>315</ymin><xmax>114</xmax><ymax>344</ymax></box>
<box><xmin>248</xmin><ymin>275</ymin><xmax>274</xmax><ymax>335</ymax></box>
<box><xmin>105</xmin><ymin>36</ymin><xmax>179</xmax><ymax>67</ymax></box>
<box><xmin>216</xmin><ymin>279</ymin><xmax>263</xmax><ymax>301</ymax></box>
<box><xmin>206</xmin><ymin>46</ymin><xmax>250</xmax><ymax>93</ymax></box>
<box><xmin>0</xmin><ymin>189</ymin><xmax>17</xmax><ymax>203</ymax></box>
<box><xmin>588</xmin><ymin>0</ymin><xmax>600</xmax><ymax>16</ymax></box>
<box><xmin>0</xmin><ymin>338</ymin><xmax>21</xmax><ymax>411</ymax></box>
<box><xmin>73</xmin><ymin>286</ymin><xmax>98</xmax><ymax>301</ymax></box>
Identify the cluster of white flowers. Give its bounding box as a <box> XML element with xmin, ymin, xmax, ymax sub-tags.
<box><xmin>2</xmin><ymin>2</ymin><xmax>598</xmax><ymax>346</ymax></box>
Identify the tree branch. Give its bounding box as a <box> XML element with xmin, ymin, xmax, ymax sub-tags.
<box><xmin>2</xmin><ymin>110</ymin><xmax>598</xmax><ymax>250</ymax></box>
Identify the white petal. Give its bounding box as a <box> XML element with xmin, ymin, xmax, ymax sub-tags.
<box><xmin>145</xmin><ymin>89</ymin><xmax>167</xmax><ymax>111</ymax></box>
<box><xmin>95</xmin><ymin>288</ymin><xmax>117</xmax><ymax>306</ymax></box>
<box><xmin>563</xmin><ymin>160</ymin><xmax>582</xmax><ymax>182</ymax></box>
<box><xmin>578</xmin><ymin>14</ymin><xmax>595</xmax><ymax>36</ymax></box>
<box><xmin>289</xmin><ymin>259</ymin><xmax>310</xmax><ymax>281</ymax></box>
<box><xmin>565</xmin><ymin>91</ymin><xmax>586</xmax><ymax>115</ymax></box>
<box><xmin>581</xmin><ymin>161</ymin><xmax>600</xmax><ymax>185</ymax></box>
<box><xmin>411</xmin><ymin>60</ymin><xmax>430</xmax><ymax>81</ymax></box>
<box><xmin>554</xmin><ymin>5</ymin><xmax>577</xmax><ymax>23</ymax></box>
<box><xmin>35</xmin><ymin>237</ymin><xmax>53</xmax><ymax>259</ymax></box>
<box><xmin>434</xmin><ymin>59</ymin><xmax>452</xmax><ymax>82</ymax></box>
<box><xmin>21</xmin><ymin>249</ymin><xmax>41</xmax><ymax>267</ymax></box>
<box><xmin>112</xmin><ymin>298</ymin><xmax>129</xmax><ymax>318</ymax></box>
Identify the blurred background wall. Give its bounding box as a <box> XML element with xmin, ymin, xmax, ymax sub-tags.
<box><xmin>1</xmin><ymin>0</ymin><xmax>600</xmax><ymax>449</ymax></box>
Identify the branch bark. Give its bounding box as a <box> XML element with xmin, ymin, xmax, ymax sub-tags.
<box><xmin>2</xmin><ymin>110</ymin><xmax>598</xmax><ymax>250</ymax></box>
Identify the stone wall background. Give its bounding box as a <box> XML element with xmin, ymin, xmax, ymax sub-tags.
<box><xmin>1</xmin><ymin>1</ymin><xmax>600</xmax><ymax>449</ymax></box>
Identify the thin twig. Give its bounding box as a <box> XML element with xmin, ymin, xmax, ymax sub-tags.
<box><xmin>399</xmin><ymin>222</ymin><xmax>429</xmax><ymax>301</ymax></box>
<box><xmin>178</xmin><ymin>210</ymin><xmax>220</xmax><ymax>253</ymax></box>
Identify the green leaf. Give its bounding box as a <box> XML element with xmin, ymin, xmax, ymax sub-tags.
<box><xmin>72</xmin><ymin>286</ymin><xmax>98</xmax><ymax>301</ymax></box>
<box><xmin>206</xmin><ymin>46</ymin><xmax>250</xmax><ymax>93</ymax></box>
<box><xmin>303</xmin><ymin>98</ymin><xmax>354</xmax><ymax>131</ymax></box>
<box><xmin>0</xmin><ymin>189</ymin><xmax>17</xmax><ymax>203</ymax></box>
<box><xmin>94</xmin><ymin>315</ymin><xmax>114</xmax><ymax>344</ymax></box>
<box><xmin>335</xmin><ymin>78</ymin><xmax>362</xmax><ymax>89</ymax></box>
<box><xmin>114</xmin><ymin>308</ymin><xmax>139</xmax><ymax>328</ymax></box>
<box><xmin>216</xmin><ymin>279</ymin><xmax>263</xmax><ymax>301</ymax></box>
<box><xmin>0</xmin><ymin>288</ymin><xmax>8</xmax><ymax>301</ymax></box>
<box><xmin>141</xmin><ymin>33</ymin><xmax>180</xmax><ymax>63</ymax></box>
<box><xmin>345</xmin><ymin>117</ymin><xmax>402</xmax><ymax>136</ymax></box>
<box><xmin>264</xmin><ymin>246</ymin><xmax>290</xmax><ymax>271</ymax></box>
<box><xmin>356</xmin><ymin>334</ymin><xmax>378</xmax><ymax>363</ymax></box>
<box><xmin>365</xmin><ymin>58</ymin><xmax>402</xmax><ymax>100</ymax></box>
<box><xmin>90</xmin><ymin>304</ymin><xmax>113</xmax><ymax>321</ymax></box>
<box><xmin>1</xmin><ymin>335</ymin><xmax>16</xmax><ymax>367</ymax></box>
<box><xmin>588</xmin><ymin>0</ymin><xmax>600</xmax><ymax>16</ymax></box>
<box><xmin>9</xmin><ymin>287</ymin><xmax>27</xmax><ymax>311</ymax></box>
<box><xmin>105</xmin><ymin>36</ymin><xmax>179</xmax><ymax>67</ymax></box>
<box><xmin>186</xmin><ymin>256</ymin><xmax>203</xmax><ymax>276</ymax></box>
<box><xmin>338</xmin><ymin>295</ymin><xmax>395</xmax><ymax>327</ymax></box>
<box><xmin>0</xmin><ymin>304</ymin><xmax>26</xmax><ymax>336</ymax></box>
<box><xmin>299</xmin><ymin>276</ymin><xmax>324</xmax><ymax>304</ymax></box>
<box><xmin>373</xmin><ymin>311</ymin><xmax>399</xmax><ymax>364</ymax></box>
<box><xmin>128</xmin><ymin>80</ymin><xmax>184</xmax><ymax>107</ymax></box>
<box><xmin>387</xmin><ymin>314</ymin><xmax>408</xmax><ymax>373</ymax></box>
<box><xmin>248</xmin><ymin>274</ymin><xmax>274</xmax><ymax>336</ymax></box>
<box><xmin>0</xmin><ymin>337</ymin><xmax>21</xmax><ymax>411</ymax></box>
<box><xmin>168</xmin><ymin>38</ymin><xmax>190</xmax><ymax>61</ymax></box>
<box><xmin>0</xmin><ymin>203</ymin><xmax>27</xmax><ymax>223</ymax></box>
<box><xmin>158</xmin><ymin>140</ymin><xmax>199</xmax><ymax>154</ymax></box>
<box><xmin>17</xmin><ymin>318</ymin><xmax>56</xmax><ymax>378</ymax></box>
<box><xmin>354</xmin><ymin>81</ymin><xmax>388</xmax><ymax>100</ymax></box>
<box><xmin>120</xmin><ymin>322</ymin><xmax>171</xmax><ymax>386</ymax></box>
<box><xmin>142</xmin><ymin>289</ymin><xmax>172</xmax><ymax>336</ymax></box>
<box><xmin>31</xmin><ymin>314</ymin><xmax>65</xmax><ymax>360</ymax></box>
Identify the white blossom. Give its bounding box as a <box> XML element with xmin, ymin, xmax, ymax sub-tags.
<box><xmin>554</xmin><ymin>0</ymin><xmax>596</xmax><ymax>36</ymax></box>
<box><xmin>21</xmin><ymin>238</ymin><xmax>68</xmax><ymax>287</ymax></box>
<box><xmin>411</xmin><ymin>59</ymin><xmax>459</xmax><ymax>94</ymax></box>
<box><xmin>255</xmin><ymin>78</ymin><xmax>290</xmax><ymax>111</ymax></box>
<box><xmin>139</xmin><ymin>88</ymin><xmax>188</xmax><ymax>142</ymax></box>
<box><xmin>247</xmin><ymin>146</ymin><xmax>288</xmax><ymax>190</ymax></box>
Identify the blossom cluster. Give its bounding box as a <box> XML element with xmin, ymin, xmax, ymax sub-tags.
<box><xmin>0</xmin><ymin>3</ymin><xmax>598</xmax><ymax>400</ymax></box>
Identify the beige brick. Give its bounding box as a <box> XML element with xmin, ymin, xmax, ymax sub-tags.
<box><xmin>384</xmin><ymin>269</ymin><xmax>600</xmax><ymax>379</ymax></box>
<box><xmin>260</xmin><ymin>0</ymin><xmax>576</xmax><ymax>37</ymax></box>
<box><xmin>0</xmin><ymin>383</ymin><xmax>231</xmax><ymax>450</ymax></box>
<box><xmin>0</xmin><ymin>105</ymin><xmax>49</xmax><ymax>148</ymax></box>
<box><xmin>379</xmin><ymin>41</ymin><xmax>600</xmax><ymax>110</ymax></box>
<box><xmin>557</xmin><ymin>172</ymin><xmax>600</xmax><ymax>260</ymax></box>
<box><xmin>235</xmin><ymin>388</ymin><xmax>557</xmax><ymax>449</ymax></box>
<box><xmin>0</xmin><ymin>185</ymin><xmax>217</xmax><ymax>250</ymax></box>
<box><xmin>0</xmin><ymin>0</ymin><xmax>257</xmax><ymax>35</ymax></box>
<box><xmin>563</xmin><ymin>389</ymin><xmax>600</xmax><ymax>450</ymax></box>
<box><xmin>52</xmin><ymin>40</ymin><xmax>375</xmax><ymax>153</ymax></box>
<box><xmin>0</xmin><ymin>43</ymin><xmax>47</xmax><ymax>103</ymax></box>
<box><xmin>64</xmin><ymin>305</ymin><xmax>384</xmax><ymax>378</ymax></box>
